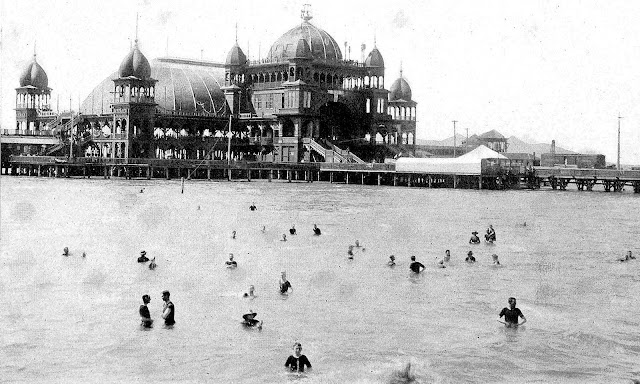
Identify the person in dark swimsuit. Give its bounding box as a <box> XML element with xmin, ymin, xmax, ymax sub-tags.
<box><xmin>469</xmin><ymin>231</ymin><xmax>481</xmax><ymax>244</ymax></box>
<box><xmin>242</xmin><ymin>310</ymin><xmax>262</xmax><ymax>329</ymax></box>
<box><xmin>409</xmin><ymin>256</ymin><xmax>425</xmax><ymax>273</ymax></box>
<box><xmin>138</xmin><ymin>250</ymin><xmax>149</xmax><ymax>263</ymax></box>
<box><xmin>347</xmin><ymin>245</ymin><xmax>354</xmax><ymax>259</ymax></box>
<box><xmin>161</xmin><ymin>290</ymin><xmax>175</xmax><ymax>326</ymax></box>
<box><xmin>485</xmin><ymin>225</ymin><xmax>496</xmax><ymax>242</ymax></box>
<box><xmin>249</xmin><ymin>203</ymin><xmax>257</xmax><ymax>211</ymax></box>
<box><xmin>63</xmin><ymin>247</ymin><xmax>70</xmax><ymax>256</ymax></box>
<box><xmin>313</xmin><ymin>224</ymin><xmax>321</xmax><ymax>236</ymax></box>
<box><xmin>226</xmin><ymin>254</ymin><xmax>237</xmax><ymax>268</ymax></box>
<box><xmin>289</xmin><ymin>225</ymin><xmax>297</xmax><ymax>235</ymax></box>
<box><xmin>387</xmin><ymin>255</ymin><xmax>396</xmax><ymax>267</ymax></box>
<box><xmin>279</xmin><ymin>271</ymin><xmax>292</xmax><ymax>294</ymax></box>
<box><xmin>139</xmin><ymin>294</ymin><xmax>153</xmax><ymax>328</ymax></box>
<box><xmin>285</xmin><ymin>343</ymin><xmax>312</xmax><ymax>373</ymax></box>
<box><xmin>498</xmin><ymin>297</ymin><xmax>526</xmax><ymax>328</ymax></box>
<box><xmin>465</xmin><ymin>251</ymin><xmax>476</xmax><ymax>263</ymax></box>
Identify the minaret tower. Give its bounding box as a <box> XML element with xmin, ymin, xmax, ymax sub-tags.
<box><xmin>15</xmin><ymin>47</ymin><xmax>52</xmax><ymax>133</ymax></box>
<box><xmin>111</xmin><ymin>16</ymin><xmax>157</xmax><ymax>159</ymax></box>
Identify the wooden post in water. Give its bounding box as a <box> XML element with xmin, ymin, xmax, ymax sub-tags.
<box><xmin>361</xmin><ymin>173</ymin><xmax>364</xmax><ymax>185</ymax></box>
<box><xmin>330</xmin><ymin>172</ymin><xmax>333</xmax><ymax>183</ymax></box>
<box><xmin>393</xmin><ymin>174</ymin><xmax>397</xmax><ymax>186</ymax></box>
<box><xmin>207</xmin><ymin>166</ymin><xmax>211</xmax><ymax>180</ymax></box>
<box><xmin>269</xmin><ymin>169</ymin><xmax>273</xmax><ymax>182</ymax></box>
<box><xmin>181</xmin><ymin>177</ymin><xmax>185</xmax><ymax>194</ymax></box>
<box><xmin>453</xmin><ymin>175</ymin><xmax>458</xmax><ymax>189</ymax></box>
<box><xmin>247</xmin><ymin>169</ymin><xmax>251</xmax><ymax>182</ymax></box>
<box><xmin>377</xmin><ymin>174</ymin><xmax>381</xmax><ymax>186</ymax></box>
<box><xmin>478</xmin><ymin>176</ymin><xmax>483</xmax><ymax>190</ymax></box>
<box><xmin>408</xmin><ymin>175</ymin><xmax>412</xmax><ymax>187</ymax></box>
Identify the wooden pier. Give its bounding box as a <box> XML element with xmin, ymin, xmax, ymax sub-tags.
<box><xmin>4</xmin><ymin>156</ymin><xmax>640</xmax><ymax>193</ymax></box>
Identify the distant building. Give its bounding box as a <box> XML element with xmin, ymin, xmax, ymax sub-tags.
<box><xmin>464</xmin><ymin>129</ymin><xmax>508</xmax><ymax>153</ymax></box>
<box><xmin>540</xmin><ymin>153</ymin><xmax>605</xmax><ymax>168</ymax></box>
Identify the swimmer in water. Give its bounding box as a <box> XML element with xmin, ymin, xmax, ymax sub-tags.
<box><xmin>619</xmin><ymin>250</ymin><xmax>635</xmax><ymax>262</ymax></box>
<box><xmin>249</xmin><ymin>203</ymin><xmax>257</xmax><ymax>211</ymax></box>
<box><xmin>387</xmin><ymin>255</ymin><xmax>396</xmax><ymax>267</ymax></box>
<box><xmin>409</xmin><ymin>256</ymin><xmax>425</xmax><ymax>273</ymax></box>
<box><xmin>279</xmin><ymin>271</ymin><xmax>292</xmax><ymax>294</ymax></box>
<box><xmin>82</xmin><ymin>252</ymin><xmax>86</xmax><ymax>258</ymax></box>
<box><xmin>354</xmin><ymin>240</ymin><xmax>361</xmax><ymax>248</ymax></box>
<box><xmin>242</xmin><ymin>310</ymin><xmax>262</xmax><ymax>329</ymax></box>
<box><xmin>139</xmin><ymin>294</ymin><xmax>153</xmax><ymax>328</ymax></box>
<box><xmin>139</xmin><ymin>188</ymin><xmax>144</xmax><ymax>193</ymax></box>
<box><xmin>289</xmin><ymin>225</ymin><xmax>297</xmax><ymax>235</ymax></box>
<box><xmin>285</xmin><ymin>342</ymin><xmax>312</xmax><ymax>373</ymax></box>
<box><xmin>492</xmin><ymin>254</ymin><xmax>501</xmax><ymax>265</ymax></box>
<box><xmin>62</xmin><ymin>247</ymin><xmax>70</xmax><ymax>257</ymax></box>
<box><xmin>444</xmin><ymin>250</ymin><xmax>451</xmax><ymax>263</ymax></box>
<box><xmin>149</xmin><ymin>257</ymin><xmax>157</xmax><ymax>270</ymax></box>
<box><xmin>138</xmin><ymin>250</ymin><xmax>149</xmax><ymax>263</ymax></box>
<box><xmin>232</xmin><ymin>230</ymin><xmax>236</xmax><ymax>239</ymax></box>
<box><xmin>469</xmin><ymin>231</ymin><xmax>481</xmax><ymax>244</ymax></box>
<box><xmin>226</xmin><ymin>253</ymin><xmax>237</xmax><ymax>268</ymax></box>
<box><xmin>197</xmin><ymin>205</ymin><xmax>201</xmax><ymax>210</ymax></box>
<box><xmin>347</xmin><ymin>245</ymin><xmax>354</xmax><ymax>259</ymax></box>
<box><xmin>485</xmin><ymin>225</ymin><xmax>496</xmax><ymax>243</ymax></box>
<box><xmin>465</xmin><ymin>251</ymin><xmax>476</xmax><ymax>263</ymax></box>
<box><xmin>261</xmin><ymin>226</ymin><xmax>266</xmax><ymax>233</ymax></box>
<box><xmin>498</xmin><ymin>297</ymin><xmax>526</xmax><ymax>328</ymax></box>
<box><xmin>243</xmin><ymin>285</ymin><xmax>256</xmax><ymax>298</ymax></box>
<box><xmin>313</xmin><ymin>224</ymin><xmax>321</xmax><ymax>236</ymax></box>
<box><xmin>281</xmin><ymin>234</ymin><xmax>287</xmax><ymax>242</ymax></box>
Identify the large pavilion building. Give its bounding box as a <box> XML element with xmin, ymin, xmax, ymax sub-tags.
<box><xmin>2</xmin><ymin>6</ymin><xmax>417</xmax><ymax>165</ymax></box>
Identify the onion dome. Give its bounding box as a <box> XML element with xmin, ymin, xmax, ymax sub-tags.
<box><xmin>225</xmin><ymin>43</ymin><xmax>247</xmax><ymax>66</ymax></box>
<box><xmin>292</xmin><ymin>38</ymin><xmax>312</xmax><ymax>59</ymax></box>
<box><xmin>389</xmin><ymin>77</ymin><xmax>412</xmax><ymax>101</ymax></box>
<box><xmin>364</xmin><ymin>47</ymin><xmax>384</xmax><ymax>68</ymax></box>
<box><xmin>19</xmin><ymin>54</ymin><xmax>49</xmax><ymax>89</ymax></box>
<box><xmin>268</xmin><ymin>21</ymin><xmax>342</xmax><ymax>62</ymax></box>
<box><xmin>119</xmin><ymin>41</ymin><xmax>152</xmax><ymax>79</ymax></box>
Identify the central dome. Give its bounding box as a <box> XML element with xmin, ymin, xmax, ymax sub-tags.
<box><xmin>267</xmin><ymin>21</ymin><xmax>342</xmax><ymax>62</ymax></box>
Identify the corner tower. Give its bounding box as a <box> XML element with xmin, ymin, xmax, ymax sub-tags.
<box><xmin>388</xmin><ymin>66</ymin><xmax>417</xmax><ymax>145</ymax></box>
<box><xmin>111</xmin><ymin>39</ymin><xmax>157</xmax><ymax>158</ymax></box>
<box><xmin>15</xmin><ymin>52</ymin><xmax>53</xmax><ymax>132</ymax></box>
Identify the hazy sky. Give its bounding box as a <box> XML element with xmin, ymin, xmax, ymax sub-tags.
<box><xmin>2</xmin><ymin>0</ymin><xmax>640</xmax><ymax>163</ymax></box>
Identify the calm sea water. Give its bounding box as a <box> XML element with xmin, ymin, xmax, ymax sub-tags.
<box><xmin>1</xmin><ymin>176</ymin><xmax>639</xmax><ymax>383</ymax></box>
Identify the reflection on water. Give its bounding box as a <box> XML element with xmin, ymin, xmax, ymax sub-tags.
<box><xmin>1</xmin><ymin>177</ymin><xmax>639</xmax><ymax>383</ymax></box>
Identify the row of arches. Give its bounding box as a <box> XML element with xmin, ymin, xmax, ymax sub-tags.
<box><xmin>16</xmin><ymin>92</ymin><xmax>51</xmax><ymax>110</ymax></box>
<box><xmin>229</xmin><ymin>68</ymin><xmax>385</xmax><ymax>91</ymax></box>
<box><xmin>114</xmin><ymin>84</ymin><xmax>155</xmax><ymax>103</ymax></box>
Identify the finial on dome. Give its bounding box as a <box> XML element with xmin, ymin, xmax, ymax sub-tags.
<box><xmin>301</xmin><ymin>4</ymin><xmax>312</xmax><ymax>22</ymax></box>
<box><xmin>400</xmin><ymin>60</ymin><xmax>403</xmax><ymax>78</ymax></box>
<box><xmin>235</xmin><ymin>22</ymin><xmax>238</xmax><ymax>44</ymax></box>
<box><xmin>374</xmin><ymin>32</ymin><xmax>377</xmax><ymax>48</ymax></box>
<box><xmin>135</xmin><ymin>12</ymin><xmax>139</xmax><ymax>44</ymax></box>
<box><xmin>33</xmin><ymin>40</ymin><xmax>37</xmax><ymax>59</ymax></box>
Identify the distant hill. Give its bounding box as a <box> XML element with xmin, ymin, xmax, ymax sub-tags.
<box><xmin>506</xmin><ymin>136</ymin><xmax>576</xmax><ymax>155</ymax></box>
<box><xmin>416</xmin><ymin>135</ymin><xmax>576</xmax><ymax>156</ymax></box>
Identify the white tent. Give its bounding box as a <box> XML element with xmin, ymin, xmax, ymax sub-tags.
<box><xmin>395</xmin><ymin>145</ymin><xmax>507</xmax><ymax>175</ymax></box>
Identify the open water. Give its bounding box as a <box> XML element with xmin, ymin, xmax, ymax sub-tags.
<box><xmin>1</xmin><ymin>176</ymin><xmax>639</xmax><ymax>383</ymax></box>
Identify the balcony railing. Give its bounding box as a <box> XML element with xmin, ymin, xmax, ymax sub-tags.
<box><xmin>1</xmin><ymin>129</ymin><xmax>56</xmax><ymax>137</ymax></box>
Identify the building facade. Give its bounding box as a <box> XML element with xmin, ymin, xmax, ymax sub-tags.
<box><xmin>2</xmin><ymin>7</ymin><xmax>417</xmax><ymax>166</ymax></box>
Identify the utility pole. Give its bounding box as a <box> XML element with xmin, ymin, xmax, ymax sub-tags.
<box><xmin>465</xmin><ymin>128</ymin><xmax>469</xmax><ymax>152</ymax></box>
<box><xmin>69</xmin><ymin>96</ymin><xmax>73</xmax><ymax>159</ymax></box>
<box><xmin>617</xmin><ymin>113</ymin><xmax>622</xmax><ymax>170</ymax></box>
<box><xmin>452</xmin><ymin>120</ymin><xmax>457</xmax><ymax>157</ymax></box>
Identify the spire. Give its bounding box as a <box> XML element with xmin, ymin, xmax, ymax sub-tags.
<box><xmin>301</xmin><ymin>4</ymin><xmax>312</xmax><ymax>22</ymax></box>
<box><xmin>374</xmin><ymin>31</ymin><xmax>377</xmax><ymax>48</ymax></box>
<box><xmin>400</xmin><ymin>60</ymin><xmax>403</xmax><ymax>78</ymax></box>
<box><xmin>33</xmin><ymin>40</ymin><xmax>37</xmax><ymax>59</ymax></box>
<box><xmin>235</xmin><ymin>22</ymin><xmax>238</xmax><ymax>44</ymax></box>
<box><xmin>135</xmin><ymin>12</ymin><xmax>139</xmax><ymax>44</ymax></box>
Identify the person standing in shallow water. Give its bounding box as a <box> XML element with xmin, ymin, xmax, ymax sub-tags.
<box><xmin>161</xmin><ymin>290</ymin><xmax>175</xmax><ymax>326</ymax></box>
<box><xmin>279</xmin><ymin>271</ymin><xmax>292</xmax><ymax>294</ymax></box>
<box><xmin>312</xmin><ymin>224</ymin><xmax>321</xmax><ymax>236</ymax></box>
<box><xmin>139</xmin><ymin>294</ymin><xmax>153</xmax><ymax>327</ymax></box>
<box><xmin>498</xmin><ymin>297</ymin><xmax>526</xmax><ymax>328</ymax></box>
<box><xmin>285</xmin><ymin>343</ymin><xmax>311</xmax><ymax>373</ymax></box>
<box><xmin>409</xmin><ymin>256</ymin><xmax>425</xmax><ymax>273</ymax></box>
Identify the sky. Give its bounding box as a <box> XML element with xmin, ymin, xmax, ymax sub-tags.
<box><xmin>1</xmin><ymin>0</ymin><xmax>640</xmax><ymax>164</ymax></box>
